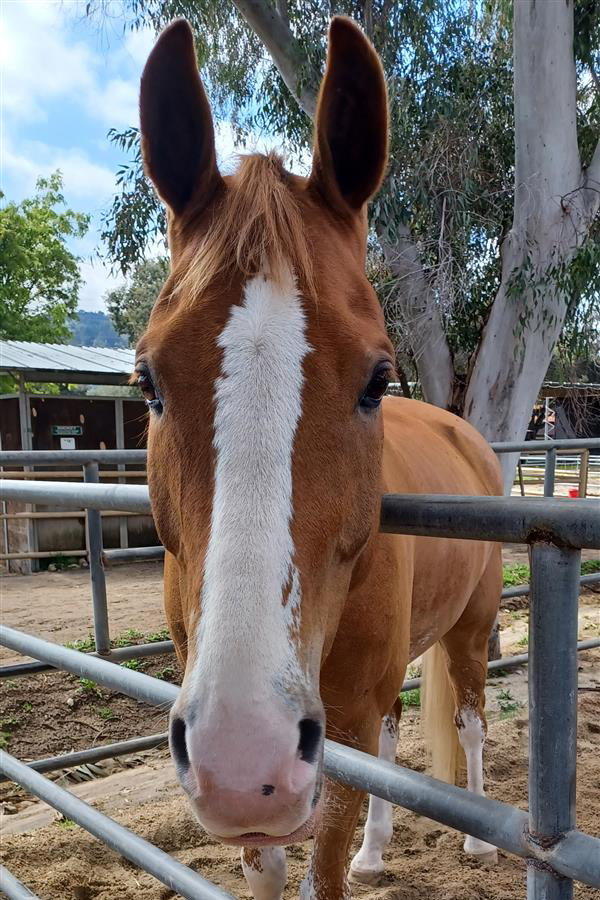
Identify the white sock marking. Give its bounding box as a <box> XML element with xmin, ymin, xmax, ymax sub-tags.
<box><xmin>350</xmin><ymin>715</ymin><xmax>397</xmax><ymax>881</ymax></box>
<box><xmin>458</xmin><ymin>708</ymin><xmax>497</xmax><ymax>859</ymax></box>
<box><xmin>241</xmin><ymin>847</ymin><xmax>287</xmax><ymax>900</ymax></box>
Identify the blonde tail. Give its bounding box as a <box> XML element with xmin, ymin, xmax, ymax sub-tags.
<box><xmin>420</xmin><ymin>642</ymin><xmax>464</xmax><ymax>784</ymax></box>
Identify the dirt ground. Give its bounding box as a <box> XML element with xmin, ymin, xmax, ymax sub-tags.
<box><xmin>1</xmin><ymin>553</ymin><xmax>599</xmax><ymax>899</ymax></box>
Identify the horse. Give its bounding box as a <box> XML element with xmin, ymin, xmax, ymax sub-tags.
<box><xmin>135</xmin><ymin>16</ymin><xmax>502</xmax><ymax>899</ymax></box>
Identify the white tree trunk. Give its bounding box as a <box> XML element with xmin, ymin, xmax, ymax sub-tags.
<box><xmin>464</xmin><ymin>0</ymin><xmax>600</xmax><ymax>493</ymax></box>
<box><xmin>379</xmin><ymin>229</ymin><xmax>454</xmax><ymax>409</ymax></box>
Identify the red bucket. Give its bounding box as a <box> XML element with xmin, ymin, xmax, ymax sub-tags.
<box><xmin>568</xmin><ymin>488</ymin><xmax>579</xmax><ymax>498</ymax></box>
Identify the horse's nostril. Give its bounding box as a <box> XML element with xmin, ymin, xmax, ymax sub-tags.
<box><xmin>170</xmin><ymin>717</ymin><xmax>189</xmax><ymax>769</ymax></box>
<box><xmin>297</xmin><ymin>717</ymin><xmax>322</xmax><ymax>764</ymax></box>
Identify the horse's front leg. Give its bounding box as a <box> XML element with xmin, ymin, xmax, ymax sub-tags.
<box><xmin>300</xmin><ymin>711</ymin><xmax>381</xmax><ymax>900</ymax></box>
<box><xmin>300</xmin><ymin>778</ymin><xmax>364</xmax><ymax>900</ymax></box>
<box><xmin>241</xmin><ymin>847</ymin><xmax>287</xmax><ymax>900</ymax></box>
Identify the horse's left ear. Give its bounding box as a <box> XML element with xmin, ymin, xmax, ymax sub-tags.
<box><xmin>140</xmin><ymin>19</ymin><xmax>222</xmax><ymax>216</ymax></box>
<box><xmin>309</xmin><ymin>17</ymin><xmax>388</xmax><ymax>214</ymax></box>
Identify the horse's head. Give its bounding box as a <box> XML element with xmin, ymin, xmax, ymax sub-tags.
<box><xmin>137</xmin><ymin>17</ymin><xmax>392</xmax><ymax>845</ymax></box>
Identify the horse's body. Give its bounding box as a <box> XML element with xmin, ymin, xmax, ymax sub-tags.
<box><xmin>137</xmin><ymin>17</ymin><xmax>502</xmax><ymax>899</ymax></box>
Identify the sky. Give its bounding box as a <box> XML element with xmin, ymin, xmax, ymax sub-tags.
<box><xmin>1</xmin><ymin>0</ymin><xmax>277</xmax><ymax>313</ymax></box>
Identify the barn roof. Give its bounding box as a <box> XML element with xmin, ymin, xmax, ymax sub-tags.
<box><xmin>0</xmin><ymin>341</ymin><xmax>135</xmax><ymax>385</ymax></box>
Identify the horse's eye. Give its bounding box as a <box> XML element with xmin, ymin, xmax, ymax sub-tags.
<box><xmin>360</xmin><ymin>365</ymin><xmax>392</xmax><ymax>411</ymax></box>
<box><xmin>136</xmin><ymin>368</ymin><xmax>163</xmax><ymax>415</ymax></box>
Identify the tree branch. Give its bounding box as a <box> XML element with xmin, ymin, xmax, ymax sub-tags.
<box><xmin>379</xmin><ymin>226</ymin><xmax>454</xmax><ymax>410</ymax></box>
<box><xmin>231</xmin><ymin>0</ymin><xmax>317</xmax><ymax>118</ymax></box>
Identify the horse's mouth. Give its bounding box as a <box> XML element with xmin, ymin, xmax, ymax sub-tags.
<box><xmin>209</xmin><ymin>792</ymin><xmax>323</xmax><ymax>847</ymax></box>
<box><xmin>211</xmin><ymin>808</ymin><xmax>319</xmax><ymax>847</ymax></box>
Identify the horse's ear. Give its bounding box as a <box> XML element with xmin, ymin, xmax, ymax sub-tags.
<box><xmin>140</xmin><ymin>19</ymin><xmax>222</xmax><ymax>215</ymax></box>
<box><xmin>309</xmin><ymin>17</ymin><xmax>388</xmax><ymax>214</ymax></box>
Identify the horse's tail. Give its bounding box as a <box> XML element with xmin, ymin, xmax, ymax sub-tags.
<box><xmin>420</xmin><ymin>642</ymin><xmax>463</xmax><ymax>784</ymax></box>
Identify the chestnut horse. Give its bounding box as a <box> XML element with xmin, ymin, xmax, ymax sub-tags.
<box><xmin>136</xmin><ymin>17</ymin><xmax>502</xmax><ymax>900</ymax></box>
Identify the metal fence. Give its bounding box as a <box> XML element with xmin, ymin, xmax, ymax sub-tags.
<box><xmin>1</xmin><ymin>458</ymin><xmax>600</xmax><ymax>898</ymax></box>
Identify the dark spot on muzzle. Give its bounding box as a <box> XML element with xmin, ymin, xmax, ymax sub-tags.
<box><xmin>261</xmin><ymin>784</ymin><xmax>275</xmax><ymax>796</ymax></box>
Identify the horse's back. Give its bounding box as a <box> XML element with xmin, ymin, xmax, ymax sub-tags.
<box><xmin>382</xmin><ymin>397</ymin><xmax>502</xmax><ymax>497</ymax></box>
<box><xmin>381</xmin><ymin>397</ymin><xmax>502</xmax><ymax>660</ymax></box>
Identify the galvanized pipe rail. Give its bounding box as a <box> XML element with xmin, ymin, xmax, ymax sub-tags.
<box><xmin>2</xmin><ymin>467</ymin><xmax>600</xmax><ymax>897</ymax></box>
<box><xmin>1</xmin><ymin>613</ymin><xmax>599</xmax><ymax>891</ymax></box>
<box><xmin>0</xmin><ymin>752</ymin><xmax>237</xmax><ymax>900</ymax></box>
<box><xmin>0</xmin><ymin>866</ymin><xmax>41</xmax><ymax>900</ymax></box>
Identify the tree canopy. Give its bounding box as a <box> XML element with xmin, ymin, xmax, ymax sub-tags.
<box><xmin>106</xmin><ymin>256</ymin><xmax>169</xmax><ymax>344</ymax></box>
<box><xmin>0</xmin><ymin>172</ymin><xmax>89</xmax><ymax>343</ymax></box>
<box><xmin>98</xmin><ymin>0</ymin><xmax>599</xmax><ymax>379</ymax></box>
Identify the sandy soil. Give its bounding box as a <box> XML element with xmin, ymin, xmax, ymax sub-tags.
<box><xmin>1</xmin><ymin>555</ymin><xmax>599</xmax><ymax>899</ymax></box>
<box><xmin>0</xmin><ymin>561</ymin><xmax>166</xmax><ymax>666</ymax></box>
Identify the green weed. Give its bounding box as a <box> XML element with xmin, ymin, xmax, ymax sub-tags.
<box><xmin>66</xmin><ymin>634</ymin><xmax>96</xmax><ymax>653</ymax></box>
<box><xmin>402</xmin><ymin>688</ymin><xmax>421</xmax><ymax>708</ymax></box>
<box><xmin>146</xmin><ymin>628</ymin><xmax>171</xmax><ymax>643</ymax></box>
<box><xmin>497</xmin><ymin>689</ymin><xmax>522</xmax><ymax>718</ymax></box>
<box><xmin>114</xmin><ymin>628</ymin><xmax>144</xmax><ymax>648</ymax></box>
<box><xmin>155</xmin><ymin>666</ymin><xmax>176</xmax><ymax>681</ymax></box>
<box><xmin>119</xmin><ymin>659</ymin><xmax>147</xmax><ymax>671</ymax></box>
<box><xmin>78</xmin><ymin>677</ymin><xmax>103</xmax><ymax>698</ymax></box>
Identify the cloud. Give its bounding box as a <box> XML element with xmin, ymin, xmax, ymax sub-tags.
<box><xmin>3</xmin><ymin>137</ymin><xmax>117</xmax><ymax>206</ymax></box>
<box><xmin>78</xmin><ymin>259</ymin><xmax>123</xmax><ymax>312</ymax></box>
<box><xmin>1</xmin><ymin>1</ymin><xmax>96</xmax><ymax>124</ymax></box>
<box><xmin>1</xmin><ymin>1</ymin><xmax>151</xmax><ymax>130</ymax></box>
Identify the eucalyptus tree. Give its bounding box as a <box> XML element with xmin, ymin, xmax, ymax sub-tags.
<box><xmin>98</xmin><ymin>0</ymin><xmax>600</xmax><ymax>490</ymax></box>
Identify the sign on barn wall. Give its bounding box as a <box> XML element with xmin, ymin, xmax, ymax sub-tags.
<box><xmin>51</xmin><ymin>425</ymin><xmax>83</xmax><ymax>436</ymax></box>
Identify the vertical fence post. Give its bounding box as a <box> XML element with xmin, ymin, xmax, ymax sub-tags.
<box><xmin>544</xmin><ymin>447</ymin><xmax>557</xmax><ymax>497</ymax></box>
<box><xmin>83</xmin><ymin>463</ymin><xmax>110</xmax><ymax>655</ymax></box>
<box><xmin>527</xmin><ymin>541</ymin><xmax>580</xmax><ymax>900</ymax></box>
<box><xmin>578</xmin><ymin>450</ymin><xmax>589</xmax><ymax>499</ymax></box>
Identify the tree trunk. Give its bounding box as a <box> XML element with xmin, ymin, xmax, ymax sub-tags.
<box><xmin>463</xmin><ymin>0</ymin><xmax>600</xmax><ymax>493</ymax></box>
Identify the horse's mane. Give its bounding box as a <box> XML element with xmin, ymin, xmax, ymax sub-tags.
<box><xmin>177</xmin><ymin>152</ymin><xmax>315</xmax><ymax>305</ymax></box>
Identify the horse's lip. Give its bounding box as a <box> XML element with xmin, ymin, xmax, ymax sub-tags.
<box><xmin>209</xmin><ymin>801</ymin><xmax>321</xmax><ymax>848</ymax></box>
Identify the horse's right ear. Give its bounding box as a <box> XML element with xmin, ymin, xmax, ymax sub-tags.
<box><xmin>140</xmin><ymin>20</ymin><xmax>222</xmax><ymax>216</ymax></box>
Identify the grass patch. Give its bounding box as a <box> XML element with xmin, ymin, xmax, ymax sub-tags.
<box><xmin>147</xmin><ymin>628</ymin><xmax>171</xmax><ymax>643</ymax></box>
<box><xmin>0</xmin><ymin>716</ymin><xmax>19</xmax><ymax>749</ymax></box>
<box><xmin>78</xmin><ymin>677</ymin><xmax>103</xmax><ymax>698</ymax></box>
<box><xmin>55</xmin><ymin>816</ymin><xmax>78</xmax><ymax>828</ymax></box>
<box><xmin>155</xmin><ymin>666</ymin><xmax>176</xmax><ymax>681</ymax></box>
<box><xmin>503</xmin><ymin>559</ymin><xmax>599</xmax><ymax>588</ymax></box>
<box><xmin>97</xmin><ymin>706</ymin><xmax>115</xmax><ymax>720</ymax></box>
<box><xmin>114</xmin><ymin>628</ymin><xmax>144</xmax><ymax>648</ymax></box>
<box><xmin>503</xmin><ymin>564</ymin><xmax>530</xmax><ymax>587</ymax></box>
<box><xmin>402</xmin><ymin>688</ymin><xmax>421</xmax><ymax>708</ymax></box>
<box><xmin>65</xmin><ymin>634</ymin><xmax>96</xmax><ymax>653</ymax></box>
<box><xmin>517</xmin><ymin>634</ymin><xmax>529</xmax><ymax>647</ymax></box>
<box><xmin>119</xmin><ymin>658</ymin><xmax>148</xmax><ymax>671</ymax></box>
<box><xmin>497</xmin><ymin>689</ymin><xmax>523</xmax><ymax>718</ymax></box>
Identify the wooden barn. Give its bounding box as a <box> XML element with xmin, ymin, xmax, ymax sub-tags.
<box><xmin>0</xmin><ymin>341</ymin><xmax>157</xmax><ymax>573</ymax></box>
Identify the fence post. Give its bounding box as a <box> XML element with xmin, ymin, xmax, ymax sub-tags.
<box><xmin>83</xmin><ymin>463</ymin><xmax>110</xmax><ymax>655</ymax></box>
<box><xmin>578</xmin><ymin>450</ymin><xmax>589</xmax><ymax>499</ymax></box>
<box><xmin>527</xmin><ymin>541</ymin><xmax>580</xmax><ymax>900</ymax></box>
<box><xmin>543</xmin><ymin>447</ymin><xmax>557</xmax><ymax>497</ymax></box>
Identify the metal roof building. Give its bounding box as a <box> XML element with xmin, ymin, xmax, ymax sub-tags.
<box><xmin>0</xmin><ymin>341</ymin><xmax>135</xmax><ymax>385</ymax></box>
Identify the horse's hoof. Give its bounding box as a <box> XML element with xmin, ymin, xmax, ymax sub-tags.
<box><xmin>348</xmin><ymin>865</ymin><xmax>384</xmax><ymax>886</ymax></box>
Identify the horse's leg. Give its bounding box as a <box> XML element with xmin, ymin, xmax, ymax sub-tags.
<box><xmin>241</xmin><ymin>847</ymin><xmax>287</xmax><ymax>900</ymax></box>
<box><xmin>441</xmin><ymin>550</ymin><xmax>501</xmax><ymax>863</ymax></box>
<box><xmin>348</xmin><ymin>703</ymin><xmax>401</xmax><ymax>884</ymax></box>
<box><xmin>300</xmin><ymin>710</ymin><xmax>382</xmax><ymax>900</ymax></box>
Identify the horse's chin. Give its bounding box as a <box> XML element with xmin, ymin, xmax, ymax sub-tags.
<box><xmin>207</xmin><ymin>797</ymin><xmax>323</xmax><ymax>848</ymax></box>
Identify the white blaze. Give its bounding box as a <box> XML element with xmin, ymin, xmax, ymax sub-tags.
<box><xmin>192</xmin><ymin>267</ymin><xmax>311</xmax><ymax>701</ymax></box>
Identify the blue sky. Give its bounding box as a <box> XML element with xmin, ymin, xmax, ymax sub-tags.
<box><xmin>1</xmin><ymin>0</ymin><xmax>273</xmax><ymax>313</ymax></box>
